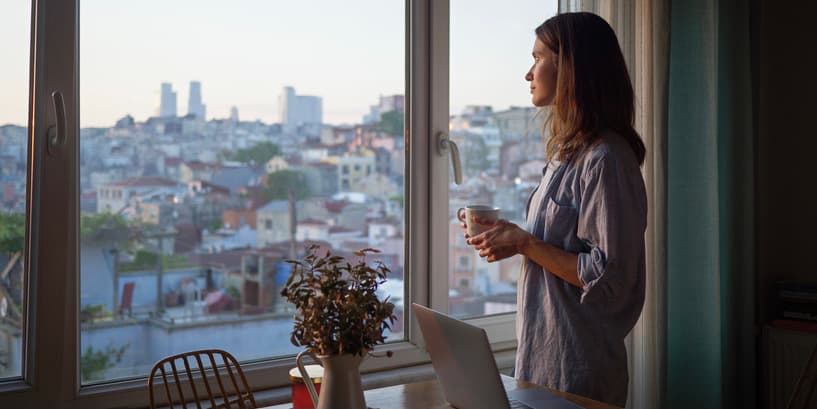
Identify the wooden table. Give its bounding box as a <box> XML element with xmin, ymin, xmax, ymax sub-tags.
<box><xmin>262</xmin><ymin>374</ymin><xmax>620</xmax><ymax>409</ymax></box>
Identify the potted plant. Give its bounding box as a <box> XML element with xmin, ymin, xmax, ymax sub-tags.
<box><xmin>281</xmin><ymin>244</ymin><xmax>396</xmax><ymax>409</ymax></box>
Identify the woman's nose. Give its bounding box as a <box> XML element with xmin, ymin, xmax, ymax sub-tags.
<box><xmin>525</xmin><ymin>70</ymin><xmax>533</xmax><ymax>81</ymax></box>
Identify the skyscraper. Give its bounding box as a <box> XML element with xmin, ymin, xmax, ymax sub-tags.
<box><xmin>230</xmin><ymin>106</ymin><xmax>239</xmax><ymax>124</ymax></box>
<box><xmin>187</xmin><ymin>81</ymin><xmax>206</xmax><ymax>120</ymax></box>
<box><xmin>159</xmin><ymin>82</ymin><xmax>177</xmax><ymax>118</ymax></box>
<box><xmin>279</xmin><ymin>86</ymin><xmax>322</xmax><ymax>128</ymax></box>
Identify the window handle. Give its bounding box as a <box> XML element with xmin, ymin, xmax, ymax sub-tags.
<box><xmin>437</xmin><ymin>132</ymin><xmax>463</xmax><ymax>185</ymax></box>
<box><xmin>47</xmin><ymin>90</ymin><xmax>67</xmax><ymax>156</ymax></box>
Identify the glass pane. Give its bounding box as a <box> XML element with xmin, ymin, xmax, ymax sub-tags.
<box><xmin>80</xmin><ymin>0</ymin><xmax>405</xmax><ymax>383</ymax></box>
<box><xmin>0</xmin><ymin>1</ymin><xmax>30</xmax><ymax>381</ymax></box>
<box><xmin>448</xmin><ymin>1</ymin><xmax>557</xmax><ymax>318</ymax></box>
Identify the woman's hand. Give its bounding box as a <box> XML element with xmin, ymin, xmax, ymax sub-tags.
<box><xmin>466</xmin><ymin>218</ymin><xmax>531</xmax><ymax>262</ymax></box>
<box><xmin>459</xmin><ymin>219</ymin><xmax>470</xmax><ymax>239</ymax></box>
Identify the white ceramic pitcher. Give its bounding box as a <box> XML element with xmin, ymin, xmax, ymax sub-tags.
<box><xmin>296</xmin><ymin>350</ymin><xmax>367</xmax><ymax>409</ymax></box>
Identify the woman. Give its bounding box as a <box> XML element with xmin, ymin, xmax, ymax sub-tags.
<box><xmin>464</xmin><ymin>12</ymin><xmax>647</xmax><ymax>406</ymax></box>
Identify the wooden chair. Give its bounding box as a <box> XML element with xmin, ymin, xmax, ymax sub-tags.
<box><xmin>787</xmin><ymin>342</ymin><xmax>817</xmax><ymax>409</ymax></box>
<box><xmin>148</xmin><ymin>349</ymin><xmax>257</xmax><ymax>409</ymax></box>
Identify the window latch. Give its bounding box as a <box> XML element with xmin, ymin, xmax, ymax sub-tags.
<box><xmin>437</xmin><ymin>132</ymin><xmax>462</xmax><ymax>185</ymax></box>
<box><xmin>47</xmin><ymin>90</ymin><xmax>67</xmax><ymax>156</ymax></box>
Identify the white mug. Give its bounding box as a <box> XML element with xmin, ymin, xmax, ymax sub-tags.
<box><xmin>456</xmin><ymin>205</ymin><xmax>500</xmax><ymax>237</ymax></box>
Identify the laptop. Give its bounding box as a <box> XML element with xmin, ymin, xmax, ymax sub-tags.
<box><xmin>412</xmin><ymin>303</ymin><xmax>583</xmax><ymax>409</ymax></box>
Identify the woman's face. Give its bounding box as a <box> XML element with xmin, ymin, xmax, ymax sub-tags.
<box><xmin>525</xmin><ymin>37</ymin><xmax>558</xmax><ymax>107</ymax></box>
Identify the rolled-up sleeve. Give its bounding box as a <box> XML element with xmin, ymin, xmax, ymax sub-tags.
<box><xmin>576</xmin><ymin>153</ymin><xmax>647</xmax><ymax>305</ymax></box>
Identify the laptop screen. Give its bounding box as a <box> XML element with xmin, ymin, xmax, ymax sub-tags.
<box><xmin>412</xmin><ymin>303</ymin><xmax>512</xmax><ymax>409</ymax></box>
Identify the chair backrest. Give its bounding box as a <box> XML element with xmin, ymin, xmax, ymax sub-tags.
<box><xmin>118</xmin><ymin>282</ymin><xmax>135</xmax><ymax>316</ymax></box>
<box><xmin>787</xmin><ymin>342</ymin><xmax>817</xmax><ymax>409</ymax></box>
<box><xmin>148</xmin><ymin>349</ymin><xmax>257</xmax><ymax>409</ymax></box>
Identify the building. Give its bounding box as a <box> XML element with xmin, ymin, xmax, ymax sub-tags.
<box><xmin>222</xmin><ymin>208</ymin><xmax>257</xmax><ymax>229</ymax></box>
<box><xmin>132</xmin><ymin>200</ymin><xmax>179</xmax><ymax>226</ymax></box>
<box><xmin>96</xmin><ymin>177</ymin><xmax>182</xmax><ymax>214</ymax></box>
<box><xmin>367</xmin><ymin>216</ymin><xmax>401</xmax><ymax>242</ymax></box>
<box><xmin>255</xmin><ymin>198</ymin><xmax>328</xmax><ymax>247</ymax></box>
<box><xmin>179</xmin><ymin>161</ymin><xmax>222</xmax><ymax>183</ymax></box>
<box><xmin>319</xmin><ymin>125</ymin><xmax>354</xmax><ymax>146</ymax></box>
<box><xmin>114</xmin><ymin>114</ymin><xmax>135</xmax><ymax>129</ymax></box>
<box><xmin>356</xmin><ymin>174</ymin><xmax>399</xmax><ymax>202</ymax></box>
<box><xmin>325</xmin><ymin>200</ymin><xmax>367</xmax><ymax>232</ymax></box>
<box><xmin>337</xmin><ymin>154</ymin><xmax>375</xmax><ymax>192</ymax></box>
<box><xmin>264</xmin><ymin>156</ymin><xmax>289</xmax><ymax>174</ymax></box>
<box><xmin>278</xmin><ymin>86</ymin><xmax>322</xmax><ymax>129</ymax></box>
<box><xmin>295</xmin><ymin>219</ymin><xmax>329</xmax><ymax>242</ymax></box>
<box><xmin>363</xmin><ymin>94</ymin><xmax>405</xmax><ymax>124</ymax></box>
<box><xmin>298</xmin><ymin>162</ymin><xmax>339</xmax><ymax>197</ymax></box>
<box><xmin>210</xmin><ymin>165</ymin><xmax>262</xmax><ymax>194</ymax></box>
<box><xmin>449</xmin><ymin>106</ymin><xmax>503</xmax><ymax>176</ymax></box>
<box><xmin>162</xmin><ymin>157</ymin><xmax>183</xmax><ymax>180</ymax></box>
<box><xmin>159</xmin><ymin>82</ymin><xmax>177</xmax><ymax>118</ymax></box>
<box><xmin>187</xmin><ymin>81</ymin><xmax>206</xmax><ymax>120</ymax></box>
<box><xmin>492</xmin><ymin>106</ymin><xmax>543</xmax><ymax>141</ymax></box>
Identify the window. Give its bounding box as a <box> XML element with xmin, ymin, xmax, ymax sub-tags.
<box><xmin>0</xmin><ymin>0</ymin><xmax>562</xmax><ymax>406</ymax></box>
<box><xmin>445</xmin><ymin>0</ymin><xmax>552</xmax><ymax>318</ymax></box>
<box><xmin>78</xmin><ymin>0</ymin><xmax>406</xmax><ymax>387</ymax></box>
<box><xmin>75</xmin><ymin>0</ymin><xmax>405</xmax><ymax>384</ymax></box>
<box><xmin>459</xmin><ymin>255</ymin><xmax>470</xmax><ymax>269</ymax></box>
<box><xmin>0</xmin><ymin>0</ymin><xmax>30</xmax><ymax>382</ymax></box>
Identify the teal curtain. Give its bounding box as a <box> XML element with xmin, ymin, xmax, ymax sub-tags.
<box><xmin>666</xmin><ymin>0</ymin><xmax>755</xmax><ymax>408</ymax></box>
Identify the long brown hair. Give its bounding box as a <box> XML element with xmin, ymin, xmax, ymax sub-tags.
<box><xmin>536</xmin><ymin>12</ymin><xmax>645</xmax><ymax>165</ymax></box>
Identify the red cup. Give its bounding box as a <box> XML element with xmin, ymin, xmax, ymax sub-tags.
<box><xmin>289</xmin><ymin>365</ymin><xmax>323</xmax><ymax>409</ymax></box>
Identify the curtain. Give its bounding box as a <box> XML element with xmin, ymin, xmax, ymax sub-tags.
<box><xmin>665</xmin><ymin>0</ymin><xmax>756</xmax><ymax>408</ymax></box>
<box><xmin>630</xmin><ymin>2</ymin><xmax>669</xmax><ymax>409</ymax></box>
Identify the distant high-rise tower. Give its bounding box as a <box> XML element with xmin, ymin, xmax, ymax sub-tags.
<box><xmin>230</xmin><ymin>106</ymin><xmax>239</xmax><ymax>124</ymax></box>
<box><xmin>159</xmin><ymin>83</ymin><xmax>177</xmax><ymax>117</ymax></box>
<box><xmin>279</xmin><ymin>86</ymin><xmax>322</xmax><ymax>128</ymax></box>
<box><xmin>187</xmin><ymin>81</ymin><xmax>206</xmax><ymax>120</ymax></box>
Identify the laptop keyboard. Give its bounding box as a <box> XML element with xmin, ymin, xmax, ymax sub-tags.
<box><xmin>508</xmin><ymin>399</ymin><xmax>534</xmax><ymax>409</ymax></box>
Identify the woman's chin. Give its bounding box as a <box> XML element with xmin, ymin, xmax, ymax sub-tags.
<box><xmin>531</xmin><ymin>99</ymin><xmax>549</xmax><ymax>107</ymax></box>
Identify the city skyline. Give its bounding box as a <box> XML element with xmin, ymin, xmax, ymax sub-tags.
<box><xmin>0</xmin><ymin>0</ymin><xmax>557</xmax><ymax>127</ymax></box>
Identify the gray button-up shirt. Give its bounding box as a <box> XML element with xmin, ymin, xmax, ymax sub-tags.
<box><xmin>515</xmin><ymin>131</ymin><xmax>647</xmax><ymax>407</ymax></box>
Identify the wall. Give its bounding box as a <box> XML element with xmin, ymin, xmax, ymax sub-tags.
<box><xmin>756</xmin><ymin>0</ymin><xmax>817</xmax><ymax>323</ymax></box>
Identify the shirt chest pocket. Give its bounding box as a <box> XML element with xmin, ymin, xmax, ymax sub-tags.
<box><xmin>542</xmin><ymin>196</ymin><xmax>582</xmax><ymax>252</ymax></box>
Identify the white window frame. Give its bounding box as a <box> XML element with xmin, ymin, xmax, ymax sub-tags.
<box><xmin>0</xmin><ymin>0</ymin><xmax>530</xmax><ymax>407</ymax></box>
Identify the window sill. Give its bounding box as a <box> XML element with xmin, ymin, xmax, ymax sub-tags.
<box><xmin>253</xmin><ymin>348</ymin><xmax>517</xmax><ymax>406</ymax></box>
<box><xmin>0</xmin><ymin>379</ymin><xmax>32</xmax><ymax>394</ymax></box>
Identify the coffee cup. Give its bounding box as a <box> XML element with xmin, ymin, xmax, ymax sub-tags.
<box><xmin>457</xmin><ymin>205</ymin><xmax>500</xmax><ymax>237</ymax></box>
<box><xmin>289</xmin><ymin>364</ymin><xmax>323</xmax><ymax>409</ymax></box>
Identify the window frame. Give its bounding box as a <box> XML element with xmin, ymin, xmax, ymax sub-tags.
<box><xmin>0</xmin><ymin>0</ymin><xmax>80</xmax><ymax>407</ymax></box>
<box><xmin>0</xmin><ymin>0</ymin><xmax>526</xmax><ymax>407</ymax></box>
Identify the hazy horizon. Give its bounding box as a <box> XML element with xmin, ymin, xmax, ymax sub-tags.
<box><xmin>0</xmin><ymin>1</ymin><xmax>557</xmax><ymax>128</ymax></box>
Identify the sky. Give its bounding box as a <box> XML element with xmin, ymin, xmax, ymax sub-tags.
<box><xmin>0</xmin><ymin>0</ymin><xmax>557</xmax><ymax>128</ymax></box>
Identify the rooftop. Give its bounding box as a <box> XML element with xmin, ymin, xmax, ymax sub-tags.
<box><xmin>108</xmin><ymin>177</ymin><xmax>180</xmax><ymax>188</ymax></box>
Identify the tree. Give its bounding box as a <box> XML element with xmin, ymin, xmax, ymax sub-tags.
<box><xmin>375</xmin><ymin>110</ymin><xmax>404</xmax><ymax>137</ymax></box>
<box><xmin>0</xmin><ymin>213</ymin><xmax>24</xmax><ymax>254</ymax></box>
<box><xmin>263</xmin><ymin>170</ymin><xmax>310</xmax><ymax>201</ymax></box>
<box><xmin>1</xmin><ymin>214</ymin><xmax>25</xmax><ymax>316</ymax></box>
<box><xmin>220</xmin><ymin>141</ymin><xmax>281</xmax><ymax>165</ymax></box>
<box><xmin>389</xmin><ymin>194</ymin><xmax>404</xmax><ymax>208</ymax></box>
<box><xmin>80</xmin><ymin>343</ymin><xmax>128</xmax><ymax>382</ymax></box>
<box><xmin>80</xmin><ymin>212</ymin><xmax>131</xmax><ymax>247</ymax></box>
